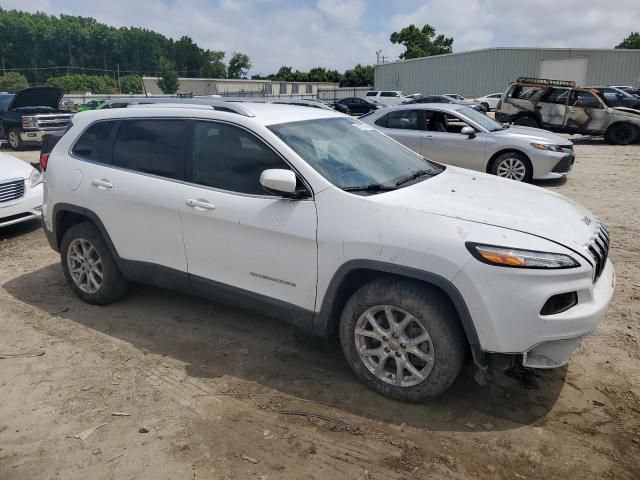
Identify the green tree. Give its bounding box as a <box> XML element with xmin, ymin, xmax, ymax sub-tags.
<box><xmin>227</xmin><ymin>52</ymin><xmax>251</xmax><ymax>79</ymax></box>
<box><xmin>616</xmin><ymin>32</ymin><xmax>640</xmax><ymax>49</ymax></box>
<box><xmin>340</xmin><ymin>64</ymin><xmax>373</xmax><ymax>87</ymax></box>
<box><xmin>390</xmin><ymin>24</ymin><xmax>453</xmax><ymax>59</ymax></box>
<box><xmin>200</xmin><ymin>50</ymin><xmax>226</xmax><ymax>78</ymax></box>
<box><xmin>46</xmin><ymin>74</ymin><xmax>116</xmax><ymax>93</ymax></box>
<box><xmin>0</xmin><ymin>72</ymin><xmax>29</xmax><ymax>92</ymax></box>
<box><xmin>119</xmin><ymin>74</ymin><xmax>143</xmax><ymax>94</ymax></box>
<box><xmin>157</xmin><ymin>57</ymin><xmax>179</xmax><ymax>94</ymax></box>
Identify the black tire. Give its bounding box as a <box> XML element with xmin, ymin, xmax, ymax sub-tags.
<box><xmin>60</xmin><ymin>222</ymin><xmax>128</xmax><ymax>305</ymax></box>
<box><xmin>481</xmin><ymin>102</ymin><xmax>490</xmax><ymax>112</ymax></box>
<box><xmin>339</xmin><ymin>278</ymin><xmax>466</xmax><ymax>402</ymax></box>
<box><xmin>7</xmin><ymin>128</ymin><xmax>24</xmax><ymax>151</ymax></box>
<box><xmin>490</xmin><ymin>151</ymin><xmax>533</xmax><ymax>182</ymax></box>
<box><xmin>604</xmin><ymin>123</ymin><xmax>639</xmax><ymax>145</ymax></box>
<box><xmin>512</xmin><ymin>116</ymin><xmax>540</xmax><ymax>128</ymax></box>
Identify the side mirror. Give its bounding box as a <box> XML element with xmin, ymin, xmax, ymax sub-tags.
<box><xmin>260</xmin><ymin>169</ymin><xmax>300</xmax><ymax>197</ymax></box>
<box><xmin>461</xmin><ymin>126</ymin><xmax>476</xmax><ymax>138</ymax></box>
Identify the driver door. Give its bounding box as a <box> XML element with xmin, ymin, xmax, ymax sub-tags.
<box><xmin>564</xmin><ymin>90</ymin><xmax>609</xmax><ymax>134</ymax></box>
<box><xmin>179</xmin><ymin>120</ymin><xmax>318</xmax><ymax>319</ymax></box>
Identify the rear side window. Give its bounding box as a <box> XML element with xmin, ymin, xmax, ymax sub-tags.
<box><xmin>113</xmin><ymin>119</ymin><xmax>186</xmax><ymax>179</ymax></box>
<box><xmin>191</xmin><ymin>121</ymin><xmax>289</xmax><ymax>195</ymax></box>
<box><xmin>365</xmin><ymin>92</ymin><xmax>378</xmax><ymax>96</ymax></box>
<box><xmin>380</xmin><ymin>92</ymin><xmax>398</xmax><ymax>97</ymax></box>
<box><xmin>376</xmin><ymin>110</ymin><xmax>421</xmax><ymax>130</ymax></box>
<box><xmin>71</xmin><ymin>121</ymin><xmax>116</xmax><ymax>162</ymax></box>
<box><xmin>540</xmin><ymin>88</ymin><xmax>569</xmax><ymax>105</ymax></box>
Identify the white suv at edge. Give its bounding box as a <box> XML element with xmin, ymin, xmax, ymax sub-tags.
<box><xmin>41</xmin><ymin>102</ymin><xmax>615</xmax><ymax>402</ymax></box>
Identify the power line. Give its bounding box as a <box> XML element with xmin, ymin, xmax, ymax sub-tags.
<box><xmin>1</xmin><ymin>65</ymin><xmax>204</xmax><ymax>75</ymax></box>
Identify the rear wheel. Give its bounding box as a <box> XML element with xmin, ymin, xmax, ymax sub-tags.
<box><xmin>481</xmin><ymin>102</ymin><xmax>490</xmax><ymax>112</ymax></box>
<box><xmin>61</xmin><ymin>222</ymin><xmax>128</xmax><ymax>305</ymax></box>
<box><xmin>605</xmin><ymin>123</ymin><xmax>639</xmax><ymax>145</ymax></box>
<box><xmin>513</xmin><ymin>116</ymin><xmax>539</xmax><ymax>128</ymax></box>
<box><xmin>339</xmin><ymin>279</ymin><xmax>466</xmax><ymax>402</ymax></box>
<box><xmin>491</xmin><ymin>151</ymin><xmax>533</xmax><ymax>182</ymax></box>
<box><xmin>7</xmin><ymin>128</ymin><xmax>23</xmax><ymax>151</ymax></box>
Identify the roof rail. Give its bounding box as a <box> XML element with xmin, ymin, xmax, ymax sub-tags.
<box><xmin>516</xmin><ymin>77</ymin><xmax>576</xmax><ymax>88</ymax></box>
<box><xmin>122</xmin><ymin>98</ymin><xmax>255</xmax><ymax>117</ymax></box>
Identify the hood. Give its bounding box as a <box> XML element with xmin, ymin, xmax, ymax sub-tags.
<box><xmin>0</xmin><ymin>153</ymin><xmax>34</xmax><ymax>180</ymax></box>
<box><xmin>9</xmin><ymin>87</ymin><xmax>64</xmax><ymax>110</ymax></box>
<box><xmin>491</xmin><ymin>125</ymin><xmax>572</xmax><ymax>146</ymax></box>
<box><xmin>612</xmin><ymin>106</ymin><xmax>640</xmax><ymax>117</ymax></box>
<box><xmin>370</xmin><ymin>167</ymin><xmax>597</xmax><ymax>253</ymax></box>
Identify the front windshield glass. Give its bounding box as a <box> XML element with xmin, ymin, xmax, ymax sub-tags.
<box><xmin>457</xmin><ymin>106</ymin><xmax>505</xmax><ymax>131</ymax></box>
<box><xmin>269</xmin><ymin>117</ymin><xmax>442</xmax><ymax>190</ymax></box>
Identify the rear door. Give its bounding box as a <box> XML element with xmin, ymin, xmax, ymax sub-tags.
<box><xmin>81</xmin><ymin>118</ymin><xmax>188</xmax><ymax>273</ymax></box>
<box><xmin>373</xmin><ymin>109</ymin><xmax>424</xmax><ymax>153</ymax></box>
<box><xmin>536</xmin><ymin>88</ymin><xmax>569</xmax><ymax>128</ymax></box>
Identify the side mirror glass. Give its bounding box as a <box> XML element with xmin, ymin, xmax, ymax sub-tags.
<box><xmin>260</xmin><ymin>169</ymin><xmax>299</xmax><ymax>197</ymax></box>
<box><xmin>461</xmin><ymin>126</ymin><xmax>476</xmax><ymax>138</ymax></box>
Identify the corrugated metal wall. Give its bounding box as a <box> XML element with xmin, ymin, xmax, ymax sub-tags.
<box><xmin>374</xmin><ymin>48</ymin><xmax>640</xmax><ymax>97</ymax></box>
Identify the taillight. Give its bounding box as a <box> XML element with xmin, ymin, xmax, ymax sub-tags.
<box><xmin>40</xmin><ymin>152</ymin><xmax>50</xmax><ymax>171</ymax></box>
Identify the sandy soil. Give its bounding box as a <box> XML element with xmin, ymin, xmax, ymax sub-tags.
<box><xmin>1</xmin><ymin>141</ymin><xmax>639</xmax><ymax>480</ymax></box>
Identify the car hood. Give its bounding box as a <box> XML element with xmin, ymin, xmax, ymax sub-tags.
<box><xmin>490</xmin><ymin>125</ymin><xmax>571</xmax><ymax>145</ymax></box>
<box><xmin>0</xmin><ymin>153</ymin><xmax>33</xmax><ymax>180</ymax></box>
<box><xmin>612</xmin><ymin>106</ymin><xmax>640</xmax><ymax>117</ymax></box>
<box><xmin>370</xmin><ymin>167</ymin><xmax>596</xmax><ymax>253</ymax></box>
<box><xmin>9</xmin><ymin>87</ymin><xmax>64</xmax><ymax>110</ymax></box>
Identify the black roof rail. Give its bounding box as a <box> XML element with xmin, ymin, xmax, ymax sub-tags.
<box><xmin>516</xmin><ymin>77</ymin><xmax>576</xmax><ymax>88</ymax></box>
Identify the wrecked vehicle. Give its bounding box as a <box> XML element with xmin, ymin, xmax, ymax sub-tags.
<box><xmin>496</xmin><ymin>77</ymin><xmax>640</xmax><ymax>145</ymax></box>
<box><xmin>0</xmin><ymin>87</ymin><xmax>74</xmax><ymax>150</ymax></box>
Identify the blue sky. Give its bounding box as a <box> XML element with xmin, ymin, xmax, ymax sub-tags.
<box><xmin>3</xmin><ymin>0</ymin><xmax>639</xmax><ymax>74</ymax></box>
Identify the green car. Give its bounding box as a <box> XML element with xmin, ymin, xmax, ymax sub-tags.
<box><xmin>77</xmin><ymin>99</ymin><xmax>107</xmax><ymax>112</ymax></box>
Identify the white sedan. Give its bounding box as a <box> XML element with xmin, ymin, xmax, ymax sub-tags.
<box><xmin>475</xmin><ymin>93</ymin><xmax>503</xmax><ymax>111</ymax></box>
<box><xmin>0</xmin><ymin>152</ymin><xmax>43</xmax><ymax>227</ymax></box>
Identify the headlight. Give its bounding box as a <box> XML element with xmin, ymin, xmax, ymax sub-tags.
<box><xmin>28</xmin><ymin>168</ymin><xmax>42</xmax><ymax>188</ymax></box>
<box><xmin>531</xmin><ymin>143</ymin><xmax>568</xmax><ymax>152</ymax></box>
<box><xmin>22</xmin><ymin>116</ymin><xmax>38</xmax><ymax>129</ymax></box>
<box><xmin>466</xmin><ymin>243</ymin><xmax>579</xmax><ymax>269</ymax></box>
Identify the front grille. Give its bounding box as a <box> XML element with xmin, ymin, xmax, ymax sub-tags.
<box><xmin>35</xmin><ymin>114</ymin><xmax>73</xmax><ymax>130</ymax></box>
<box><xmin>552</xmin><ymin>155</ymin><xmax>575</xmax><ymax>173</ymax></box>
<box><xmin>585</xmin><ymin>221</ymin><xmax>610</xmax><ymax>282</ymax></box>
<box><xmin>0</xmin><ymin>179</ymin><xmax>25</xmax><ymax>203</ymax></box>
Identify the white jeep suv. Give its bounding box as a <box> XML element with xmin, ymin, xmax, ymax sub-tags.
<box><xmin>42</xmin><ymin>101</ymin><xmax>615</xmax><ymax>402</ymax></box>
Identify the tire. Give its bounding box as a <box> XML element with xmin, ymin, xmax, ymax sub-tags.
<box><xmin>7</xmin><ymin>128</ymin><xmax>24</xmax><ymax>151</ymax></box>
<box><xmin>512</xmin><ymin>116</ymin><xmax>539</xmax><ymax>128</ymax></box>
<box><xmin>604</xmin><ymin>123</ymin><xmax>639</xmax><ymax>145</ymax></box>
<box><xmin>61</xmin><ymin>222</ymin><xmax>128</xmax><ymax>305</ymax></box>
<box><xmin>339</xmin><ymin>278</ymin><xmax>466</xmax><ymax>402</ymax></box>
<box><xmin>481</xmin><ymin>102</ymin><xmax>490</xmax><ymax>112</ymax></box>
<box><xmin>490</xmin><ymin>151</ymin><xmax>533</xmax><ymax>182</ymax></box>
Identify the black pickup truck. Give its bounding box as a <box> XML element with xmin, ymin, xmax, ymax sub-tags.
<box><xmin>0</xmin><ymin>87</ymin><xmax>73</xmax><ymax>150</ymax></box>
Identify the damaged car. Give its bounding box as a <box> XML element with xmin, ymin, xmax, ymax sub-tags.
<box><xmin>496</xmin><ymin>77</ymin><xmax>640</xmax><ymax>145</ymax></box>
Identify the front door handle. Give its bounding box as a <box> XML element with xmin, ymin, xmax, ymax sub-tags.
<box><xmin>185</xmin><ymin>198</ymin><xmax>216</xmax><ymax>211</ymax></box>
<box><xmin>91</xmin><ymin>178</ymin><xmax>113</xmax><ymax>189</ymax></box>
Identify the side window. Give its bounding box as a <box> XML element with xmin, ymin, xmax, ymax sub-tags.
<box><xmin>540</xmin><ymin>88</ymin><xmax>569</xmax><ymax>105</ymax></box>
<box><xmin>71</xmin><ymin>121</ymin><xmax>116</xmax><ymax>162</ymax></box>
<box><xmin>374</xmin><ymin>115</ymin><xmax>387</xmax><ymax>128</ymax></box>
<box><xmin>292</xmin><ymin>83</ymin><xmax>300</xmax><ymax>94</ymax></box>
<box><xmin>112</xmin><ymin>119</ymin><xmax>186</xmax><ymax>179</ymax></box>
<box><xmin>383</xmin><ymin>110</ymin><xmax>421</xmax><ymax>130</ymax></box>
<box><xmin>380</xmin><ymin>92</ymin><xmax>396</xmax><ymax>97</ymax></box>
<box><xmin>192</xmin><ymin>121</ymin><xmax>291</xmax><ymax>195</ymax></box>
<box><xmin>279</xmin><ymin>83</ymin><xmax>287</xmax><ymax>94</ymax></box>
<box><xmin>365</xmin><ymin>92</ymin><xmax>377</xmax><ymax>97</ymax></box>
<box><xmin>570</xmin><ymin>91</ymin><xmax>601</xmax><ymax>109</ymax></box>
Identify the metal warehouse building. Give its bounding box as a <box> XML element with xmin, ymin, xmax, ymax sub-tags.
<box><xmin>374</xmin><ymin>47</ymin><xmax>640</xmax><ymax>98</ymax></box>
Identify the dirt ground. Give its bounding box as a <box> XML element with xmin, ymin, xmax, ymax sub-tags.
<box><xmin>1</xmin><ymin>140</ymin><xmax>639</xmax><ymax>480</ymax></box>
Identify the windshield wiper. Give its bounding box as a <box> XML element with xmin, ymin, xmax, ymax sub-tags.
<box><xmin>395</xmin><ymin>169</ymin><xmax>436</xmax><ymax>186</ymax></box>
<box><xmin>343</xmin><ymin>183</ymin><xmax>397</xmax><ymax>193</ymax></box>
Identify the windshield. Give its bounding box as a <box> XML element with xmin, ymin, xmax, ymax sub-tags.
<box><xmin>269</xmin><ymin>117</ymin><xmax>442</xmax><ymax>191</ymax></box>
<box><xmin>457</xmin><ymin>106</ymin><xmax>505</xmax><ymax>131</ymax></box>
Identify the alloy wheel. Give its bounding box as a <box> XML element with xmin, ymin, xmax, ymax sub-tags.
<box><xmin>67</xmin><ymin>238</ymin><xmax>104</xmax><ymax>294</ymax></box>
<box><xmin>354</xmin><ymin>305</ymin><xmax>435</xmax><ymax>387</ymax></box>
<box><xmin>496</xmin><ymin>157</ymin><xmax>527</xmax><ymax>181</ymax></box>
<box><xmin>8</xmin><ymin>131</ymin><xmax>19</xmax><ymax>149</ymax></box>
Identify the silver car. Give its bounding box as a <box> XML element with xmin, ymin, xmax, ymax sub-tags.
<box><xmin>360</xmin><ymin>103</ymin><xmax>575</xmax><ymax>182</ymax></box>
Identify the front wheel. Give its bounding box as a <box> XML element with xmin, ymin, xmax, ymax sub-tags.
<box><xmin>491</xmin><ymin>152</ymin><xmax>533</xmax><ymax>182</ymax></box>
<box><xmin>339</xmin><ymin>279</ymin><xmax>466</xmax><ymax>402</ymax></box>
<box><xmin>7</xmin><ymin>128</ymin><xmax>24</xmax><ymax>151</ymax></box>
<box><xmin>605</xmin><ymin>123</ymin><xmax>639</xmax><ymax>145</ymax></box>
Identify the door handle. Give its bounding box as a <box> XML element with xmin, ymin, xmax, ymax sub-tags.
<box><xmin>185</xmin><ymin>198</ymin><xmax>216</xmax><ymax>211</ymax></box>
<box><xmin>91</xmin><ymin>178</ymin><xmax>113</xmax><ymax>189</ymax></box>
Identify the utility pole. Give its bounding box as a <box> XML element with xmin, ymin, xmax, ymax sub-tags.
<box><xmin>117</xmin><ymin>64</ymin><xmax>121</xmax><ymax>93</ymax></box>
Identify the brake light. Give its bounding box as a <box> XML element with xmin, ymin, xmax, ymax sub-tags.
<box><xmin>40</xmin><ymin>152</ymin><xmax>50</xmax><ymax>171</ymax></box>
